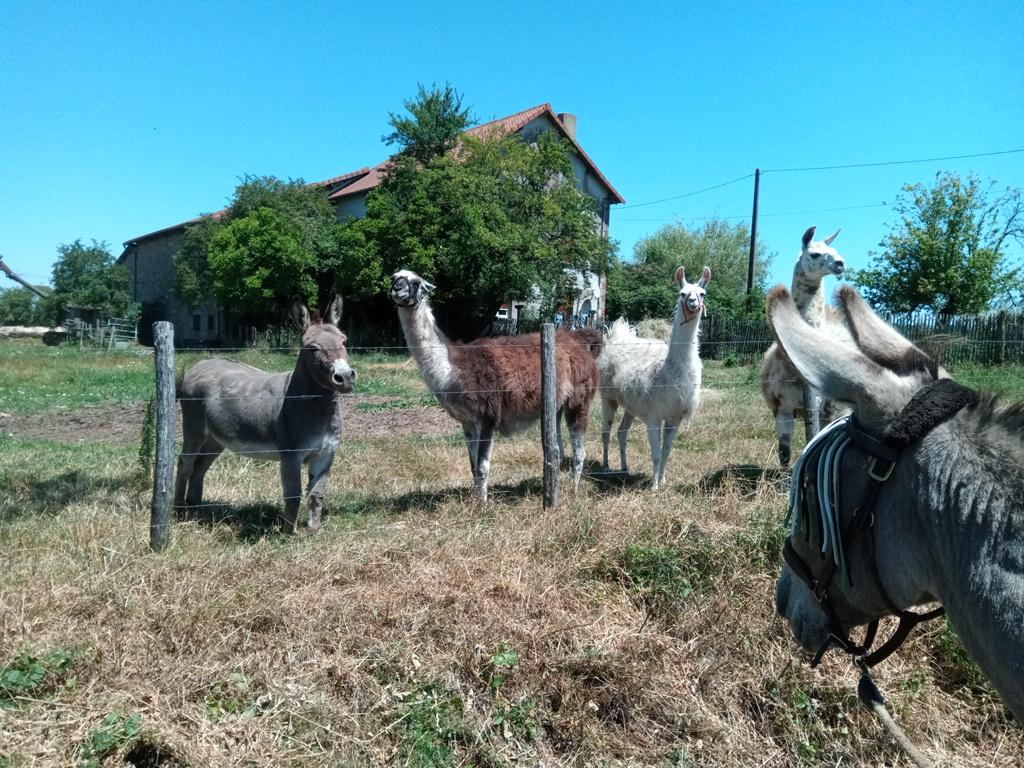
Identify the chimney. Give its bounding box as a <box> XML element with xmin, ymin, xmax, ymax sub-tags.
<box><xmin>556</xmin><ymin>112</ymin><xmax>577</xmax><ymax>140</ymax></box>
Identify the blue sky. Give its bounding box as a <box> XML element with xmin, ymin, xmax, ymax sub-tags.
<box><xmin>2</xmin><ymin>0</ymin><xmax>1022</xmax><ymax>298</ymax></box>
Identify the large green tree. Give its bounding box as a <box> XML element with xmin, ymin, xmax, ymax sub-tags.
<box><xmin>606</xmin><ymin>219</ymin><xmax>771</xmax><ymax>322</ymax></box>
<box><xmin>853</xmin><ymin>173</ymin><xmax>1024</xmax><ymax>315</ymax></box>
<box><xmin>0</xmin><ymin>286</ymin><xmax>50</xmax><ymax>325</ymax></box>
<box><xmin>175</xmin><ymin>176</ymin><xmax>345</xmax><ymax>318</ymax></box>
<box><xmin>49</xmin><ymin>240</ymin><xmax>136</xmax><ymax>323</ymax></box>
<box><xmin>339</xmin><ymin>86</ymin><xmax>615</xmax><ymax>336</ymax></box>
<box><xmin>382</xmin><ymin>82</ymin><xmax>474</xmax><ymax>164</ymax></box>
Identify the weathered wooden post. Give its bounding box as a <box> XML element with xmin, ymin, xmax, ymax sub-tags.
<box><xmin>151</xmin><ymin>321</ymin><xmax>175</xmax><ymax>552</ymax></box>
<box><xmin>541</xmin><ymin>322</ymin><xmax>560</xmax><ymax>508</ymax></box>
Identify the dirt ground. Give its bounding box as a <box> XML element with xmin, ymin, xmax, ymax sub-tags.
<box><xmin>0</xmin><ymin>395</ymin><xmax>459</xmax><ymax>444</ymax></box>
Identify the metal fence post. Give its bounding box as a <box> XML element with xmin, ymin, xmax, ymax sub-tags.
<box><xmin>541</xmin><ymin>323</ymin><xmax>560</xmax><ymax>508</ymax></box>
<box><xmin>151</xmin><ymin>321</ymin><xmax>175</xmax><ymax>552</ymax></box>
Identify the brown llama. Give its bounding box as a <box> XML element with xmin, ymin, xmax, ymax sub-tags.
<box><xmin>389</xmin><ymin>270</ymin><xmax>603</xmax><ymax>503</ymax></box>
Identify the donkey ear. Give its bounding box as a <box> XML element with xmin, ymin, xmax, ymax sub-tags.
<box><xmin>802</xmin><ymin>226</ymin><xmax>817</xmax><ymax>249</ymax></box>
<box><xmin>675</xmin><ymin>266</ymin><xmax>686</xmax><ymax>286</ymax></box>
<box><xmin>323</xmin><ymin>292</ymin><xmax>343</xmax><ymax>327</ymax></box>
<box><xmin>698</xmin><ymin>266</ymin><xmax>711</xmax><ymax>288</ymax></box>
<box><xmin>288</xmin><ymin>296</ymin><xmax>311</xmax><ymax>332</ymax></box>
<box><xmin>824</xmin><ymin>228</ymin><xmax>841</xmax><ymax>246</ymax></box>
<box><xmin>836</xmin><ymin>285</ymin><xmax>939</xmax><ymax>380</ymax></box>
<box><xmin>767</xmin><ymin>286</ymin><xmax>916</xmax><ymax>425</ymax></box>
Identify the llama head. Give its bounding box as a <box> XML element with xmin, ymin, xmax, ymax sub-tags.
<box><xmin>674</xmin><ymin>266</ymin><xmax>711</xmax><ymax>324</ymax></box>
<box><xmin>390</xmin><ymin>270</ymin><xmax>436</xmax><ymax>308</ymax></box>
<box><xmin>797</xmin><ymin>226</ymin><xmax>845</xmax><ymax>283</ymax></box>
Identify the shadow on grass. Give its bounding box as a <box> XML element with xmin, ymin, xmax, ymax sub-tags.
<box><xmin>685</xmin><ymin>463</ymin><xmax>788</xmax><ymax>495</ymax></box>
<box><xmin>176</xmin><ymin>501</ymin><xmax>287</xmax><ymax>542</ymax></box>
<box><xmin>177</xmin><ymin>477</ymin><xmax>549</xmax><ymax>541</ymax></box>
<box><xmin>0</xmin><ymin>470</ymin><xmax>140</xmax><ymax>522</ymax></box>
<box><xmin>367</xmin><ymin>476</ymin><xmax>545</xmax><ymax>516</ymax></box>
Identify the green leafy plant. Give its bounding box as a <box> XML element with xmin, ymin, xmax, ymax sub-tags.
<box><xmin>0</xmin><ymin>648</ymin><xmax>76</xmax><ymax>706</ymax></box>
<box><xmin>488</xmin><ymin>648</ymin><xmax>520</xmax><ymax>693</ymax></box>
<box><xmin>491</xmin><ymin>696</ymin><xmax>540</xmax><ymax>742</ymax></box>
<box><xmin>77</xmin><ymin>712</ymin><xmax>142</xmax><ymax>768</ymax></box>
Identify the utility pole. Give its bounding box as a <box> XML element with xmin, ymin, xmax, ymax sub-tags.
<box><xmin>746</xmin><ymin>168</ymin><xmax>761</xmax><ymax>294</ymax></box>
<box><xmin>0</xmin><ymin>256</ymin><xmax>49</xmax><ymax>299</ymax></box>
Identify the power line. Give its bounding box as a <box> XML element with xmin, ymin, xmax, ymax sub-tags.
<box><xmin>762</xmin><ymin>148</ymin><xmax>1024</xmax><ymax>174</ymax></box>
<box><xmin>618</xmin><ymin>173</ymin><xmax>754</xmax><ymax>210</ymax></box>
<box><xmin>615</xmin><ymin>201</ymin><xmax>889</xmax><ymax>223</ymax></box>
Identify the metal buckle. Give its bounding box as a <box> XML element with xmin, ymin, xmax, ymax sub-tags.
<box><xmin>868</xmin><ymin>457</ymin><xmax>895</xmax><ymax>481</ymax></box>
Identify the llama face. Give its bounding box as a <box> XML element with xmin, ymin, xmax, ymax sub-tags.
<box><xmin>675</xmin><ymin>266</ymin><xmax>712</xmax><ymax>324</ymax></box>
<box><xmin>798</xmin><ymin>226</ymin><xmax>845</xmax><ymax>283</ymax></box>
<box><xmin>390</xmin><ymin>270</ymin><xmax>436</xmax><ymax>308</ymax></box>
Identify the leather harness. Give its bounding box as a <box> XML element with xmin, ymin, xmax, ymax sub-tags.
<box><xmin>783</xmin><ymin>377</ymin><xmax>979</xmax><ymax>670</ymax></box>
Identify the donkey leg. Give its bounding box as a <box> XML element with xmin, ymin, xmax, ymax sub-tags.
<box><xmin>646</xmin><ymin>421</ymin><xmax>664</xmax><ymax>490</ymax></box>
<box><xmin>776</xmin><ymin>410</ymin><xmax>795</xmax><ymax>469</ymax></box>
<box><xmin>185</xmin><ymin>440</ymin><xmax>223</xmax><ymax>508</ymax></box>
<box><xmin>617</xmin><ymin>410</ymin><xmax>635</xmax><ymax>473</ymax></box>
<box><xmin>601</xmin><ymin>398</ymin><xmax>618</xmax><ymax>471</ymax></box>
<box><xmin>657</xmin><ymin>419</ymin><xmax>682</xmax><ymax>488</ymax></box>
<box><xmin>279</xmin><ymin>456</ymin><xmax>304</xmax><ymax>534</ymax></box>
<box><xmin>474</xmin><ymin>419</ymin><xmax>496</xmax><ymax>504</ymax></box>
<box><xmin>305</xmin><ymin>449</ymin><xmax>336</xmax><ymax>531</ymax></box>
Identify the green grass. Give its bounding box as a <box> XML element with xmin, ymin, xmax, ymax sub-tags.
<box><xmin>950</xmin><ymin>363</ymin><xmax>1024</xmax><ymax>399</ymax></box>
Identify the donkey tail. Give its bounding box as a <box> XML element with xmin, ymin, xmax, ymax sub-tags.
<box><xmin>571</xmin><ymin>327</ymin><xmax>605</xmax><ymax>359</ymax></box>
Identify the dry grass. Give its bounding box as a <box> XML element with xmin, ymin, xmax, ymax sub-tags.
<box><xmin>0</xmin><ymin>348</ymin><xmax>1021</xmax><ymax>767</ymax></box>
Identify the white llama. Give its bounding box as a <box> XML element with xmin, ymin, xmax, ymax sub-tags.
<box><xmin>761</xmin><ymin>226</ymin><xmax>850</xmax><ymax>467</ymax></box>
<box><xmin>599</xmin><ymin>266</ymin><xmax>711</xmax><ymax>490</ymax></box>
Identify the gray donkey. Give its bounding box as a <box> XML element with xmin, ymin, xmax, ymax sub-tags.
<box><xmin>770</xmin><ymin>283</ymin><xmax>1024</xmax><ymax>721</ymax></box>
<box><xmin>174</xmin><ymin>294</ymin><xmax>356</xmax><ymax>533</ymax></box>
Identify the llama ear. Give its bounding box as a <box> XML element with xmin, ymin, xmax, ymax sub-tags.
<box><xmin>698</xmin><ymin>266</ymin><xmax>711</xmax><ymax>288</ymax></box>
<box><xmin>824</xmin><ymin>228</ymin><xmax>841</xmax><ymax>246</ymax></box>
<box><xmin>802</xmin><ymin>226</ymin><xmax>817</xmax><ymax>249</ymax></box>
<box><xmin>837</xmin><ymin>285</ymin><xmax>939</xmax><ymax>379</ymax></box>
<box><xmin>675</xmin><ymin>266</ymin><xmax>686</xmax><ymax>286</ymax></box>
<box><xmin>288</xmin><ymin>296</ymin><xmax>311</xmax><ymax>333</ymax></box>
<box><xmin>767</xmin><ymin>286</ymin><xmax>915</xmax><ymax>425</ymax></box>
<box><xmin>323</xmin><ymin>292</ymin><xmax>343</xmax><ymax>327</ymax></box>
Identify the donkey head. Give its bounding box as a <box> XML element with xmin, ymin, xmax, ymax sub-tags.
<box><xmin>797</xmin><ymin>226</ymin><xmax>845</xmax><ymax>283</ymax></box>
<box><xmin>289</xmin><ymin>293</ymin><xmax>356</xmax><ymax>393</ymax></box>
<box><xmin>674</xmin><ymin>266</ymin><xmax>712</xmax><ymax>324</ymax></box>
<box><xmin>389</xmin><ymin>270</ymin><xmax>436</xmax><ymax>308</ymax></box>
<box><xmin>768</xmin><ymin>284</ymin><xmax>943</xmax><ymax>654</ymax></box>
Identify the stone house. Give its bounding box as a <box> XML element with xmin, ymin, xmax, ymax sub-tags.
<box><xmin>118</xmin><ymin>103</ymin><xmax>624</xmax><ymax>345</ymax></box>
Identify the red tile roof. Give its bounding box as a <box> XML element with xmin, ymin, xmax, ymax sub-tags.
<box><xmin>124</xmin><ymin>104</ymin><xmax>623</xmax><ymax>245</ymax></box>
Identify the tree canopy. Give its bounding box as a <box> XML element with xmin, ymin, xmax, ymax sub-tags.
<box><xmin>605</xmin><ymin>219</ymin><xmax>771</xmax><ymax>322</ymax></box>
<box><xmin>48</xmin><ymin>240</ymin><xmax>136</xmax><ymax>323</ymax></box>
<box><xmin>853</xmin><ymin>173</ymin><xmax>1024</xmax><ymax>315</ymax></box>
<box><xmin>0</xmin><ymin>286</ymin><xmax>50</xmax><ymax>326</ymax></box>
<box><xmin>382</xmin><ymin>82</ymin><xmax>474</xmax><ymax>165</ymax></box>
<box><xmin>338</xmin><ymin>86</ymin><xmax>615</xmax><ymax>336</ymax></box>
<box><xmin>175</xmin><ymin>176</ymin><xmax>345</xmax><ymax>318</ymax></box>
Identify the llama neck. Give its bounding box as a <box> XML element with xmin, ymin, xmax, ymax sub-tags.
<box><xmin>791</xmin><ymin>263</ymin><xmax>826</xmax><ymax>324</ymax></box>
<box><xmin>396</xmin><ymin>301</ymin><xmax>457</xmax><ymax>392</ymax></box>
<box><xmin>665</xmin><ymin>305</ymin><xmax>701</xmax><ymax>369</ymax></box>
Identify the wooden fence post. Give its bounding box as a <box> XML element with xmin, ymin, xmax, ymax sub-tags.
<box><xmin>151</xmin><ymin>321</ymin><xmax>175</xmax><ymax>552</ymax></box>
<box><xmin>541</xmin><ymin>323</ymin><xmax>560</xmax><ymax>509</ymax></box>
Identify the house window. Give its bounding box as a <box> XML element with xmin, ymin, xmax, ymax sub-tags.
<box><xmin>193</xmin><ymin>314</ymin><xmax>201</xmax><ymax>332</ymax></box>
<box><xmin>207</xmin><ymin>315</ymin><xmax>214</xmax><ymax>331</ymax></box>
